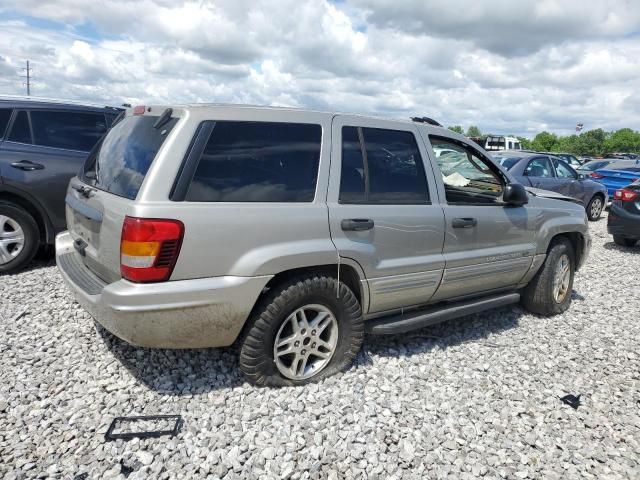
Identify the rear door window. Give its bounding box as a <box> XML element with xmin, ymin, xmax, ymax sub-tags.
<box><xmin>339</xmin><ymin>126</ymin><xmax>429</xmax><ymax>204</ymax></box>
<box><xmin>525</xmin><ymin>157</ymin><xmax>553</xmax><ymax>177</ymax></box>
<box><xmin>185</xmin><ymin>121</ymin><xmax>322</xmax><ymax>202</ymax></box>
<box><xmin>30</xmin><ymin>110</ymin><xmax>108</xmax><ymax>151</ymax></box>
<box><xmin>0</xmin><ymin>108</ymin><xmax>11</xmax><ymax>139</ymax></box>
<box><xmin>7</xmin><ymin>111</ymin><xmax>32</xmax><ymax>144</ymax></box>
<box><xmin>83</xmin><ymin>114</ymin><xmax>178</xmax><ymax>199</ymax></box>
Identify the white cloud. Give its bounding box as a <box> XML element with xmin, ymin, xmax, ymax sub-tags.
<box><xmin>0</xmin><ymin>0</ymin><xmax>639</xmax><ymax>136</ymax></box>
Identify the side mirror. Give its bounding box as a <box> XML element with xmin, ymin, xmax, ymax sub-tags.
<box><xmin>503</xmin><ymin>183</ymin><xmax>528</xmax><ymax>206</ymax></box>
<box><xmin>578</xmin><ymin>173</ymin><xmax>586</xmax><ymax>179</ymax></box>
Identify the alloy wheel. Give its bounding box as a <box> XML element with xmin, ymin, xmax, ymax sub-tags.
<box><xmin>273</xmin><ymin>304</ymin><xmax>339</xmax><ymax>380</ymax></box>
<box><xmin>0</xmin><ymin>215</ymin><xmax>25</xmax><ymax>265</ymax></box>
<box><xmin>552</xmin><ymin>254</ymin><xmax>571</xmax><ymax>303</ymax></box>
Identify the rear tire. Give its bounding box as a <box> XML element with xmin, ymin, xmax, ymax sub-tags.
<box><xmin>613</xmin><ymin>235</ymin><xmax>637</xmax><ymax>247</ymax></box>
<box><xmin>586</xmin><ymin>195</ymin><xmax>604</xmax><ymax>221</ymax></box>
<box><xmin>522</xmin><ymin>238</ymin><xmax>575</xmax><ymax>316</ymax></box>
<box><xmin>0</xmin><ymin>202</ymin><xmax>40</xmax><ymax>274</ymax></box>
<box><xmin>239</xmin><ymin>275</ymin><xmax>364</xmax><ymax>386</ymax></box>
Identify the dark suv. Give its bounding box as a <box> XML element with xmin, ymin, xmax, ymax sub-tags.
<box><xmin>0</xmin><ymin>98</ymin><xmax>121</xmax><ymax>273</ymax></box>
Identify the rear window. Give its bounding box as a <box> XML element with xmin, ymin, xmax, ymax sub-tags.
<box><xmin>83</xmin><ymin>115</ymin><xmax>178</xmax><ymax>200</ymax></box>
<box><xmin>0</xmin><ymin>108</ymin><xmax>11</xmax><ymax>139</ymax></box>
<box><xmin>185</xmin><ymin>121</ymin><xmax>322</xmax><ymax>202</ymax></box>
<box><xmin>31</xmin><ymin>110</ymin><xmax>108</xmax><ymax>151</ymax></box>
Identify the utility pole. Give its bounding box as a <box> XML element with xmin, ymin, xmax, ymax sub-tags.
<box><xmin>21</xmin><ymin>61</ymin><xmax>32</xmax><ymax>96</ymax></box>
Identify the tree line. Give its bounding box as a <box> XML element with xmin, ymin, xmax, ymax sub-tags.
<box><xmin>447</xmin><ymin>125</ymin><xmax>640</xmax><ymax>157</ymax></box>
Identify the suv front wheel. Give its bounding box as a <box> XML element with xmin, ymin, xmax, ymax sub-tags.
<box><xmin>239</xmin><ymin>275</ymin><xmax>364</xmax><ymax>386</ymax></box>
<box><xmin>0</xmin><ymin>203</ymin><xmax>39</xmax><ymax>274</ymax></box>
<box><xmin>522</xmin><ymin>238</ymin><xmax>575</xmax><ymax>316</ymax></box>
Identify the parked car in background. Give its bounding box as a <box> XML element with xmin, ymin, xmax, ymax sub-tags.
<box><xmin>56</xmin><ymin>105</ymin><xmax>591</xmax><ymax>386</ymax></box>
<box><xmin>541</xmin><ymin>152</ymin><xmax>583</xmax><ymax>168</ymax></box>
<box><xmin>0</xmin><ymin>97</ymin><xmax>121</xmax><ymax>273</ymax></box>
<box><xmin>589</xmin><ymin>160</ymin><xmax>640</xmax><ymax>199</ymax></box>
<box><xmin>493</xmin><ymin>151</ymin><xmax>607</xmax><ymax>220</ymax></box>
<box><xmin>484</xmin><ymin>135</ymin><xmax>521</xmax><ymax>151</ymax></box>
<box><xmin>608</xmin><ymin>179</ymin><xmax>640</xmax><ymax>247</ymax></box>
<box><xmin>577</xmin><ymin>159</ymin><xmax>622</xmax><ymax>174</ymax></box>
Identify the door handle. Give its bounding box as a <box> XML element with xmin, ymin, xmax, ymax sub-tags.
<box><xmin>341</xmin><ymin>218</ymin><xmax>374</xmax><ymax>231</ymax></box>
<box><xmin>11</xmin><ymin>160</ymin><xmax>44</xmax><ymax>171</ymax></box>
<box><xmin>452</xmin><ymin>217</ymin><xmax>477</xmax><ymax>229</ymax></box>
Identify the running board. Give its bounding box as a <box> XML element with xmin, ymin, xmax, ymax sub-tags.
<box><xmin>365</xmin><ymin>292</ymin><xmax>521</xmax><ymax>335</ymax></box>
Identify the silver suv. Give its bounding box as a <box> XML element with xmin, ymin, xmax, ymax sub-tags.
<box><xmin>56</xmin><ymin>105</ymin><xmax>591</xmax><ymax>386</ymax></box>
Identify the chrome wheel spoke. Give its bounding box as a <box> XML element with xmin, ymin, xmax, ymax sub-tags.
<box><xmin>273</xmin><ymin>303</ymin><xmax>339</xmax><ymax>381</ymax></box>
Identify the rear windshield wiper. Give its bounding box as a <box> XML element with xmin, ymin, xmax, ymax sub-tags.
<box><xmin>153</xmin><ymin>108</ymin><xmax>173</xmax><ymax>130</ymax></box>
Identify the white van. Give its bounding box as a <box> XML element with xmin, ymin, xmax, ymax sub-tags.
<box><xmin>485</xmin><ymin>135</ymin><xmax>521</xmax><ymax>151</ymax></box>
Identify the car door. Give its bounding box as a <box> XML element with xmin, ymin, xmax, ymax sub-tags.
<box><xmin>552</xmin><ymin>157</ymin><xmax>585</xmax><ymax>203</ymax></box>
<box><xmin>327</xmin><ymin>116</ymin><xmax>446</xmax><ymax>314</ymax></box>
<box><xmin>0</xmin><ymin>109</ymin><xmax>108</xmax><ymax>231</ymax></box>
<box><xmin>424</xmin><ymin>135</ymin><xmax>536</xmax><ymax>300</ymax></box>
<box><xmin>521</xmin><ymin>156</ymin><xmax>558</xmax><ymax>190</ymax></box>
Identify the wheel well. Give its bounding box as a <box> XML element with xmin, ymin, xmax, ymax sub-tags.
<box><xmin>261</xmin><ymin>264</ymin><xmax>364</xmax><ymax>306</ymax></box>
<box><xmin>550</xmin><ymin>232</ymin><xmax>583</xmax><ymax>268</ymax></box>
<box><xmin>0</xmin><ymin>192</ymin><xmax>49</xmax><ymax>243</ymax></box>
<box><xmin>592</xmin><ymin>192</ymin><xmax>605</xmax><ymax>201</ymax></box>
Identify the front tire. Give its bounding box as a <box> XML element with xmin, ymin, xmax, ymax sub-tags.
<box><xmin>522</xmin><ymin>238</ymin><xmax>575</xmax><ymax>316</ymax></box>
<box><xmin>586</xmin><ymin>195</ymin><xmax>604</xmax><ymax>221</ymax></box>
<box><xmin>239</xmin><ymin>275</ymin><xmax>364</xmax><ymax>386</ymax></box>
<box><xmin>613</xmin><ymin>235</ymin><xmax>637</xmax><ymax>247</ymax></box>
<box><xmin>0</xmin><ymin>203</ymin><xmax>40</xmax><ymax>274</ymax></box>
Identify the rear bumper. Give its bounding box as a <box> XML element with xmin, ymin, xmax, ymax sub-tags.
<box><xmin>55</xmin><ymin>231</ymin><xmax>272</xmax><ymax>348</ymax></box>
<box><xmin>607</xmin><ymin>204</ymin><xmax>640</xmax><ymax>238</ymax></box>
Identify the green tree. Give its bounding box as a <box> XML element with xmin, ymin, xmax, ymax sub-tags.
<box><xmin>530</xmin><ymin>131</ymin><xmax>558</xmax><ymax>152</ymax></box>
<box><xmin>448</xmin><ymin>125</ymin><xmax>464</xmax><ymax>134</ymax></box>
<box><xmin>516</xmin><ymin>136</ymin><xmax>532</xmax><ymax>149</ymax></box>
<box><xmin>575</xmin><ymin>129</ymin><xmax>607</xmax><ymax>156</ymax></box>
<box><xmin>466</xmin><ymin>126</ymin><xmax>482</xmax><ymax>137</ymax></box>
<box><xmin>604</xmin><ymin>128</ymin><xmax>640</xmax><ymax>153</ymax></box>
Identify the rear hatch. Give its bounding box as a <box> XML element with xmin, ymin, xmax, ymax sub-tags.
<box><xmin>65</xmin><ymin>109</ymin><xmax>179</xmax><ymax>283</ymax></box>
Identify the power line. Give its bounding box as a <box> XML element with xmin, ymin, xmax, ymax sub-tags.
<box><xmin>20</xmin><ymin>60</ymin><xmax>32</xmax><ymax>96</ymax></box>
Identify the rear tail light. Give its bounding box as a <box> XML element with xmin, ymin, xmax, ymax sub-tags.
<box><xmin>590</xmin><ymin>172</ymin><xmax>604</xmax><ymax>179</ymax></box>
<box><xmin>613</xmin><ymin>188</ymin><xmax>639</xmax><ymax>202</ymax></box>
<box><xmin>120</xmin><ymin>217</ymin><xmax>184</xmax><ymax>282</ymax></box>
<box><xmin>132</xmin><ymin>105</ymin><xmax>146</xmax><ymax>115</ymax></box>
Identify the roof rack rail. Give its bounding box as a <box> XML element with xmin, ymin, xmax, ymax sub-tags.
<box><xmin>0</xmin><ymin>94</ymin><xmax>123</xmax><ymax>111</ymax></box>
<box><xmin>410</xmin><ymin>116</ymin><xmax>442</xmax><ymax>127</ymax></box>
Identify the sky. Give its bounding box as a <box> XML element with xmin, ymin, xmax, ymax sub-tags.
<box><xmin>0</xmin><ymin>0</ymin><xmax>639</xmax><ymax>137</ymax></box>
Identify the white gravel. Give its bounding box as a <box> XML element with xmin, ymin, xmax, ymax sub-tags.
<box><xmin>1</xmin><ymin>214</ymin><xmax>639</xmax><ymax>479</ymax></box>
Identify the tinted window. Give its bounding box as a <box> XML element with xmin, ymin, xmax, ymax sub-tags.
<box><xmin>493</xmin><ymin>156</ymin><xmax>520</xmax><ymax>170</ymax></box>
<box><xmin>525</xmin><ymin>157</ymin><xmax>553</xmax><ymax>177</ymax></box>
<box><xmin>84</xmin><ymin>115</ymin><xmax>178</xmax><ymax>200</ymax></box>
<box><xmin>7</xmin><ymin>111</ymin><xmax>31</xmax><ymax>144</ymax></box>
<box><xmin>552</xmin><ymin>159</ymin><xmax>577</xmax><ymax>179</ymax></box>
<box><xmin>430</xmin><ymin>137</ymin><xmax>504</xmax><ymax>204</ymax></box>
<box><xmin>31</xmin><ymin>110</ymin><xmax>107</xmax><ymax>151</ymax></box>
<box><xmin>339</xmin><ymin>126</ymin><xmax>429</xmax><ymax>204</ymax></box>
<box><xmin>579</xmin><ymin>161</ymin><xmax>608</xmax><ymax>172</ymax></box>
<box><xmin>186</xmin><ymin>122</ymin><xmax>321</xmax><ymax>202</ymax></box>
<box><xmin>0</xmin><ymin>109</ymin><xmax>11</xmax><ymax>139</ymax></box>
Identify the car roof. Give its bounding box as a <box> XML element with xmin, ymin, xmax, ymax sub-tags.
<box><xmin>0</xmin><ymin>95</ymin><xmax>121</xmax><ymax>113</ymax></box>
<box><xmin>139</xmin><ymin>102</ymin><xmax>454</xmax><ymax>131</ymax></box>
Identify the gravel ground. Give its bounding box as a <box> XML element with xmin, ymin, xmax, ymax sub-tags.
<box><xmin>1</xmin><ymin>213</ymin><xmax>639</xmax><ymax>480</ymax></box>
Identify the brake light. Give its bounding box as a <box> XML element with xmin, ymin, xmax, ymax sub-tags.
<box><xmin>132</xmin><ymin>105</ymin><xmax>146</xmax><ymax>115</ymax></box>
<box><xmin>590</xmin><ymin>172</ymin><xmax>604</xmax><ymax>179</ymax></box>
<box><xmin>120</xmin><ymin>217</ymin><xmax>184</xmax><ymax>282</ymax></box>
<box><xmin>613</xmin><ymin>188</ymin><xmax>639</xmax><ymax>202</ymax></box>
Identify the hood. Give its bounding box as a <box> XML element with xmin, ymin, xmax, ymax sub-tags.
<box><xmin>524</xmin><ymin>186</ymin><xmax>582</xmax><ymax>204</ymax></box>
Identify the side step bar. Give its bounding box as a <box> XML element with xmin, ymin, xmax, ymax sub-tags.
<box><xmin>365</xmin><ymin>292</ymin><xmax>521</xmax><ymax>335</ymax></box>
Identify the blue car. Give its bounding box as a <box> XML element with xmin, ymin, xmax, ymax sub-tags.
<box><xmin>590</xmin><ymin>160</ymin><xmax>640</xmax><ymax>198</ymax></box>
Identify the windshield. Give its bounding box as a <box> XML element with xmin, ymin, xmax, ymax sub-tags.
<box><xmin>83</xmin><ymin>115</ymin><xmax>178</xmax><ymax>199</ymax></box>
<box><xmin>493</xmin><ymin>157</ymin><xmax>520</xmax><ymax>170</ymax></box>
